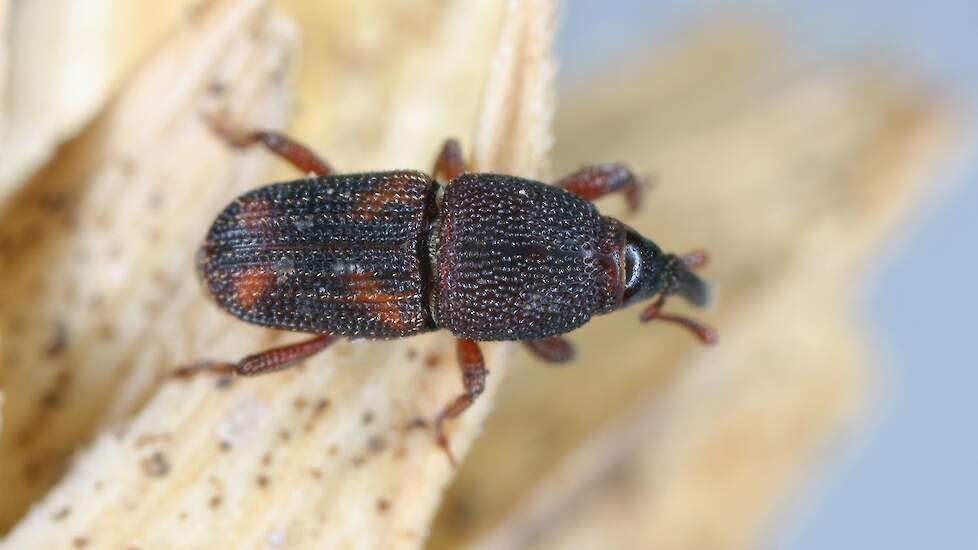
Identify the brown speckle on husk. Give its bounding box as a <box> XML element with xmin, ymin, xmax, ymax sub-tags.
<box><xmin>0</xmin><ymin>0</ymin><xmax>555</xmax><ymax>547</ymax></box>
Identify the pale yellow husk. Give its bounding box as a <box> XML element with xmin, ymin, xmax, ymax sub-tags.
<box><xmin>0</xmin><ymin>0</ymin><xmax>202</xmax><ymax>198</ymax></box>
<box><xmin>0</xmin><ymin>0</ymin><xmax>554</xmax><ymax>547</ymax></box>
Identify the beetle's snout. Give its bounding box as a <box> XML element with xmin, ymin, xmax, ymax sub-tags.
<box><xmin>673</xmin><ymin>265</ymin><xmax>710</xmax><ymax>308</ymax></box>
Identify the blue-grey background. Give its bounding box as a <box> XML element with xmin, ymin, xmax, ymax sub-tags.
<box><xmin>557</xmin><ymin>1</ymin><xmax>978</xmax><ymax>548</ymax></box>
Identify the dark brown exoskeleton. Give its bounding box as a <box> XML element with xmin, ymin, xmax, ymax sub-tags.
<box><xmin>191</xmin><ymin>120</ymin><xmax>715</xmax><ymax>464</ymax></box>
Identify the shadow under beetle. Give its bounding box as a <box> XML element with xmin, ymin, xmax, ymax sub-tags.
<box><xmin>191</xmin><ymin>119</ymin><xmax>716</xmax><ymax>464</ymax></box>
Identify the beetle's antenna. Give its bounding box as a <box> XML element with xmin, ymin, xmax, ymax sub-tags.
<box><xmin>640</xmin><ymin>295</ymin><xmax>717</xmax><ymax>345</ymax></box>
<box><xmin>657</xmin><ymin>250</ymin><xmax>712</xmax><ymax>307</ymax></box>
<box><xmin>674</xmin><ymin>261</ymin><xmax>711</xmax><ymax>307</ymax></box>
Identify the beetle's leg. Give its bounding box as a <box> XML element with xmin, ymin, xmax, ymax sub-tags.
<box><xmin>640</xmin><ymin>295</ymin><xmax>717</xmax><ymax>345</ymax></box>
<box><xmin>523</xmin><ymin>337</ymin><xmax>575</xmax><ymax>364</ymax></box>
<box><xmin>207</xmin><ymin>116</ymin><xmax>334</xmax><ymax>176</ymax></box>
<box><xmin>555</xmin><ymin>164</ymin><xmax>644</xmax><ymax>212</ymax></box>
<box><xmin>432</xmin><ymin>138</ymin><xmax>467</xmax><ymax>184</ymax></box>
<box><xmin>434</xmin><ymin>338</ymin><xmax>487</xmax><ymax>466</ymax></box>
<box><xmin>682</xmin><ymin>249</ymin><xmax>709</xmax><ymax>270</ymax></box>
<box><xmin>174</xmin><ymin>334</ymin><xmax>339</xmax><ymax>378</ymax></box>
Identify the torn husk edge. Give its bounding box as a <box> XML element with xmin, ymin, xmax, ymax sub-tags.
<box><xmin>0</xmin><ymin>0</ymin><xmax>294</xmax><ymax>529</ymax></box>
<box><xmin>1</xmin><ymin>0</ymin><xmax>9</xmax><ymax>143</ymax></box>
<box><xmin>0</xmin><ymin>0</ymin><xmax>202</xmax><ymax>200</ymax></box>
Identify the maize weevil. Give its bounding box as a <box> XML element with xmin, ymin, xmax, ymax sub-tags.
<box><xmin>191</xmin><ymin>120</ymin><xmax>715</xmax><ymax>464</ymax></box>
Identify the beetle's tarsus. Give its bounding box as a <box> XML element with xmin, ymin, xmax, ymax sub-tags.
<box><xmin>173</xmin><ymin>334</ymin><xmax>338</xmax><ymax>382</ymax></box>
<box><xmin>640</xmin><ymin>295</ymin><xmax>717</xmax><ymax>345</ymax></box>
<box><xmin>433</xmin><ymin>338</ymin><xmax>487</xmax><ymax>467</ymax></box>
<box><xmin>171</xmin><ymin>360</ymin><xmax>236</xmax><ymax>381</ymax></box>
<box><xmin>555</xmin><ymin>163</ymin><xmax>644</xmax><ymax>212</ymax></box>
<box><xmin>435</xmin><ymin>407</ymin><xmax>462</xmax><ymax>468</ymax></box>
<box><xmin>204</xmin><ymin>115</ymin><xmax>334</xmax><ymax>176</ymax></box>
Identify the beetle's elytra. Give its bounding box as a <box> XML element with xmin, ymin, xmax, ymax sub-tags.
<box><xmin>200</xmin><ymin>171</ymin><xmax>434</xmax><ymax>338</ymax></box>
<box><xmin>192</xmin><ymin>121</ymin><xmax>715</xmax><ymax>464</ymax></box>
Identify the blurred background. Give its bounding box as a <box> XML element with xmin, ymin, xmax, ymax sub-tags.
<box><xmin>558</xmin><ymin>1</ymin><xmax>976</xmax><ymax>548</ymax></box>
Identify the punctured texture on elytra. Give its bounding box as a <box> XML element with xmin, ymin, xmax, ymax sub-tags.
<box><xmin>198</xmin><ymin>170</ymin><xmax>435</xmax><ymax>337</ymax></box>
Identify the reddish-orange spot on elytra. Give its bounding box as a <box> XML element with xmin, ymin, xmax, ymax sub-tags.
<box><xmin>236</xmin><ymin>197</ymin><xmax>275</xmax><ymax>232</ymax></box>
<box><xmin>344</xmin><ymin>272</ymin><xmax>414</xmax><ymax>330</ymax></box>
<box><xmin>232</xmin><ymin>267</ymin><xmax>274</xmax><ymax>310</ymax></box>
<box><xmin>351</xmin><ymin>176</ymin><xmax>418</xmax><ymax>222</ymax></box>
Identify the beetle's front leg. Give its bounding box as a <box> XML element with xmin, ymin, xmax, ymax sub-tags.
<box><xmin>555</xmin><ymin>164</ymin><xmax>644</xmax><ymax>212</ymax></box>
<box><xmin>432</xmin><ymin>138</ymin><xmax>468</xmax><ymax>184</ymax></box>
<box><xmin>206</xmin><ymin>115</ymin><xmax>334</xmax><ymax>177</ymax></box>
<box><xmin>434</xmin><ymin>338</ymin><xmax>487</xmax><ymax>466</ymax></box>
<box><xmin>523</xmin><ymin>337</ymin><xmax>575</xmax><ymax>363</ymax></box>
<box><xmin>640</xmin><ymin>295</ymin><xmax>717</xmax><ymax>345</ymax></box>
<box><xmin>174</xmin><ymin>334</ymin><xmax>339</xmax><ymax>378</ymax></box>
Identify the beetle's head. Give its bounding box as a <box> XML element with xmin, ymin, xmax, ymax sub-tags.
<box><xmin>621</xmin><ymin>228</ymin><xmax>711</xmax><ymax>308</ymax></box>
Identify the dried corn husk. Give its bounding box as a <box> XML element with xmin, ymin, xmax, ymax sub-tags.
<box><xmin>0</xmin><ymin>0</ymin><xmax>202</xmax><ymax>198</ymax></box>
<box><xmin>0</xmin><ymin>0</ymin><xmax>555</xmax><ymax>547</ymax></box>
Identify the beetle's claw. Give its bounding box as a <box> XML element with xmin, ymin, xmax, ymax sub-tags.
<box><xmin>682</xmin><ymin>249</ymin><xmax>709</xmax><ymax>270</ymax></box>
<box><xmin>640</xmin><ymin>295</ymin><xmax>717</xmax><ymax>345</ymax></box>
<box><xmin>203</xmin><ymin>112</ymin><xmax>251</xmax><ymax>148</ymax></box>
<box><xmin>434</xmin><ymin>420</ymin><xmax>459</xmax><ymax>468</ymax></box>
<box><xmin>167</xmin><ymin>360</ymin><xmax>236</xmax><ymax>384</ymax></box>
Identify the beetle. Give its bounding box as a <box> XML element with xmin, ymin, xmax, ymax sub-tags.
<box><xmin>191</xmin><ymin>119</ymin><xmax>715</xmax><ymax>463</ymax></box>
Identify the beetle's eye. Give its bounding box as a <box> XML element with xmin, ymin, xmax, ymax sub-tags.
<box><xmin>622</xmin><ymin>241</ymin><xmax>643</xmax><ymax>301</ymax></box>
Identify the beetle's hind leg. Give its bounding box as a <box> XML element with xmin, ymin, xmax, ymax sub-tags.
<box><xmin>523</xmin><ymin>337</ymin><xmax>575</xmax><ymax>364</ymax></box>
<box><xmin>434</xmin><ymin>338</ymin><xmax>487</xmax><ymax>466</ymax></box>
<box><xmin>555</xmin><ymin>164</ymin><xmax>645</xmax><ymax>212</ymax></box>
<box><xmin>174</xmin><ymin>334</ymin><xmax>339</xmax><ymax>379</ymax></box>
<box><xmin>206</xmin><ymin>115</ymin><xmax>334</xmax><ymax>177</ymax></box>
<box><xmin>433</xmin><ymin>138</ymin><xmax>467</xmax><ymax>184</ymax></box>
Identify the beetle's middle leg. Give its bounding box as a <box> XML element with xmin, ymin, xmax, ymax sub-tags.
<box><xmin>555</xmin><ymin>164</ymin><xmax>644</xmax><ymax>212</ymax></box>
<box><xmin>207</xmin><ymin>116</ymin><xmax>334</xmax><ymax>177</ymax></box>
<box><xmin>522</xmin><ymin>337</ymin><xmax>575</xmax><ymax>364</ymax></box>
<box><xmin>434</xmin><ymin>338</ymin><xmax>487</xmax><ymax>466</ymax></box>
<box><xmin>433</xmin><ymin>138</ymin><xmax>467</xmax><ymax>184</ymax></box>
<box><xmin>174</xmin><ymin>334</ymin><xmax>339</xmax><ymax>378</ymax></box>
